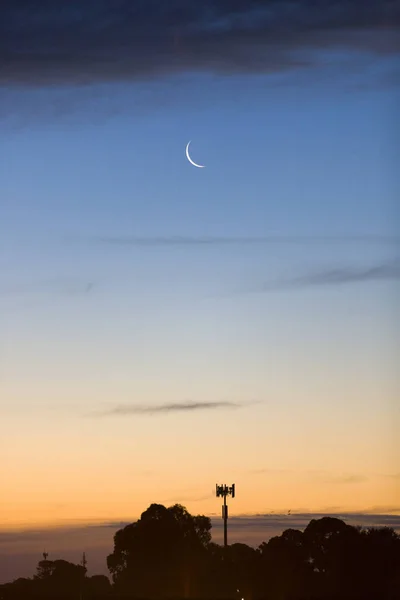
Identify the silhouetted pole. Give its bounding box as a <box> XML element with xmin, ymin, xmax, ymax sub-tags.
<box><xmin>223</xmin><ymin>493</ymin><xmax>227</xmax><ymax>547</ymax></box>
<box><xmin>80</xmin><ymin>552</ymin><xmax>87</xmax><ymax>600</ymax></box>
<box><xmin>216</xmin><ymin>483</ymin><xmax>235</xmax><ymax>548</ymax></box>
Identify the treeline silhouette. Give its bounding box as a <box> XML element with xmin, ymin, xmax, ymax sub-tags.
<box><xmin>1</xmin><ymin>503</ymin><xmax>400</xmax><ymax>600</ymax></box>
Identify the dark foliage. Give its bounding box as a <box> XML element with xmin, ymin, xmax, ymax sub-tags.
<box><xmin>1</xmin><ymin>506</ymin><xmax>399</xmax><ymax>600</ymax></box>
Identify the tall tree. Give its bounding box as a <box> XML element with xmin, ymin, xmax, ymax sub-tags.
<box><xmin>107</xmin><ymin>503</ymin><xmax>211</xmax><ymax>597</ymax></box>
<box><xmin>34</xmin><ymin>559</ymin><xmax>87</xmax><ymax>599</ymax></box>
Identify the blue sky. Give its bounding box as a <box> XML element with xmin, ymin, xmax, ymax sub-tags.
<box><xmin>2</xmin><ymin>62</ymin><xmax>397</xmax><ymax>289</ymax></box>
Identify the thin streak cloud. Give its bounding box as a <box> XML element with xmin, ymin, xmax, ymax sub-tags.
<box><xmin>90</xmin><ymin>400</ymin><xmax>241</xmax><ymax>417</ymax></box>
<box><xmin>0</xmin><ymin>279</ymin><xmax>95</xmax><ymax>297</ymax></box>
<box><xmin>258</xmin><ymin>261</ymin><xmax>400</xmax><ymax>292</ymax></box>
<box><xmin>307</xmin><ymin>471</ymin><xmax>369</xmax><ymax>485</ymax></box>
<box><xmin>249</xmin><ymin>468</ymin><xmax>292</xmax><ymax>475</ymax></box>
<box><xmin>93</xmin><ymin>234</ymin><xmax>399</xmax><ymax>247</ymax></box>
<box><xmin>333</xmin><ymin>475</ymin><xmax>368</xmax><ymax>484</ymax></box>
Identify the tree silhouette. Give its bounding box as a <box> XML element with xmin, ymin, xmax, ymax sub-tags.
<box><xmin>107</xmin><ymin>503</ymin><xmax>211</xmax><ymax>598</ymax></box>
<box><xmin>35</xmin><ymin>557</ymin><xmax>54</xmax><ymax>580</ymax></box>
<box><xmin>258</xmin><ymin>528</ymin><xmax>313</xmax><ymax>599</ymax></box>
<box><xmin>34</xmin><ymin>559</ymin><xmax>87</xmax><ymax>599</ymax></box>
<box><xmin>1</xmin><ymin>509</ymin><xmax>399</xmax><ymax>600</ymax></box>
<box><xmin>85</xmin><ymin>574</ymin><xmax>112</xmax><ymax>598</ymax></box>
<box><xmin>0</xmin><ymin>558</ymin><xmax>87</xmax><ymax>600</ymax></box>
<box><xmin>227</xmin><ymin>542</ymin><xmax>258</xmax><ymax>599</ymax></box>
<box><xmin>359</xmin><ymin>526</ymin><xmax>400</xmax><ymax>598</ymax></box>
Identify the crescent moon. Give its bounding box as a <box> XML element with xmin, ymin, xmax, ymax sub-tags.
<box><xmin>185</xmin><ymin>141</ymin><xmax>205</xmax><ymax>168</ymax></box>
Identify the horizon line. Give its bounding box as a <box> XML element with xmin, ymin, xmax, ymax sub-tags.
<box><xmin>2</xmin><ymin>508</ymin><xmax>400</xmax><ymax>532</ymax></box>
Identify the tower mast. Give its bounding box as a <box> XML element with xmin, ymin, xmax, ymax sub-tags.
<box><xmin>216</xmin><ymin>483</ymin><xmax>235</xmax><ymax>547</ymax></box>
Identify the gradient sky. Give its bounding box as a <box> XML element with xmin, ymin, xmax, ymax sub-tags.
<box><xmin>1</xmin><ymin>1</ymin><xmax>399</xmax><ymax>534</ymax></box>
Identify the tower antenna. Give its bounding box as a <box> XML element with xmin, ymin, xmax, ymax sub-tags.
<box><xmin>215</xmin><ymin>483</ymin><xmax>235</xmax><ymax>547</ymax></box>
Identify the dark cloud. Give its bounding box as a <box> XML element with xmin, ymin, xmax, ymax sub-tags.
<box><xmin>90</xmin><ymin>400</ymin><xmax>241</xmax><ymax>417</ymax></box>
<box><xmin>211</xmin><ymin>512</ymin><xmax>400</xmax><ymax>546</ymax></box>
<box><xmin>2</xmin><ymin>511</ymin><xmax>399</xmax><ymax>546</ymax></box>
<box><xmin>1</xmin><ymin>1</ymin><xmax>399</xmax><ymax>87</ymax></box>
<box><xmin>257</xmin><ymin>260</ymin><xmax>400</xmax><ymax>292</ymax></box>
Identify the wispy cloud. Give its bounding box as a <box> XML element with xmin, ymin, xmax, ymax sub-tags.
<box><xmin>250</xmin><ymin>469</ymin><xmax>368</xmax><ymax>484</ymax></box>
<box><xmin>94</xmin><ymin>234</ymin><xmax>399</xmax><ymax>247</ymax></box>
<box><xmin>166</xmin><ymin>493</ymin><xmax>214</xmax><ymax>503</ymax></box>
<box><xmin>90</xmin><ymin>400</ymin><xmax>242</xmax><ymax>417</ymax></box>
<box><xmin>332</xmin><ymin>474</ymin><xmax>368</xmax><ymax>484</ymax></box>
<box><xmin>318</xmin><ymin>473</ymin><xmax>368</xmax><ymax>485</ymax></box>
<box><xmin>249</xmin><ymin>468</ymin><xmax>292</xmax><ymax>475</ymax></box>
<box><xmin>0</xmin><ymin>278</ymin><xmax>95</xmax><ymax>298</ymax></box>
<box><xmin>1</xmin><ymin>1</ymin><xmax>398</xmax><ymax>88</ymax></box>
<box><xmin>255</xmin><ymin>260</ymin><xmax>400</xmax><ymax>292</ymax></box>
<box><xmin>96</xmin><ymin>235</ymin><xmax>272</xmax><ymax>247</ymax></box>
<box><xmin>362</xmin><ymin>506</ymin><xmax>400</xmax><ymax>515</ymax></box>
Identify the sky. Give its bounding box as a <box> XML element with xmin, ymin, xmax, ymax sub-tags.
<box><xmin>1</xmin><ymin>0</ymin><xmax>400</xmax><ymax>581</ymax></box>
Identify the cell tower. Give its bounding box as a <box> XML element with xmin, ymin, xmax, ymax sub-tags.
<box><xmin>80</xmin><ymin>552</ymin><xmax>87</xmax><ymax>600</ymax></box>
<box><xmin>216</xmin><ymin>483</ymin><xmax>235</xmax><ymax>547</ymax></box>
